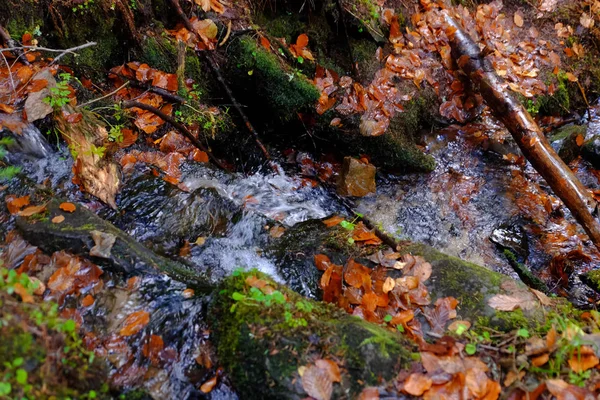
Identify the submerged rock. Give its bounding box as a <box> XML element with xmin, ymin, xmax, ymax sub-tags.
<box><xmin>582</xmin><ymin>135</ymin><xmax>600</xmax><ymax>169</ymax></box>
<box><xmin>337</xmin><ymin>157</ymin><xmax>376</xmax><ymax>197</ymax></box>
<box><xmin>489</xmin><ymin>221</ymin><xmax>529</xmax><ymax>262</ymax></box>
<box><xmin>548</xmin><ymin>124</ymin><xmax>586</xmax><ymax>164</ymax></box>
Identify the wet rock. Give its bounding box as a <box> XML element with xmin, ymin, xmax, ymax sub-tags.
<box><xmin>582</xmin><ymin>135</ymin><xmax>600</xmax><ymax>169</ymax></box>
<box><xmin>548</xmin><ymin>124</ymin><xmax>586</xmax><ymax>164</ymax></box>
<box><xmin>489</xmin><ymin>221</ymin><xmax>529</xmax><ymax>262</ymax></box>
<box><xmin>16</xmin><ymin>199</ymin><xmax>210</xmax><ymax>290</ymax></box>
<box><xmin>581</xmin><ymin>269</ymin><xmax>600</xmax><ymax>294</ymax></box>
<box><xmin>337</xmin><ymin>157</ymin><xmax>376</xmax><ymax>197</ymax></box>
<box><xmin>209</xmin><ymin>271</ymin><xmax>414</xmax><ymax>400</ymax></box>
<box><xmin>104</xmin><ymin>174</ymin><xmax>241</xmax><ymax>254</ymax></box>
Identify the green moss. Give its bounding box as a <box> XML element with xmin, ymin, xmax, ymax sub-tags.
<box><xmin>502</xmin><ymin>249</ymin><xmax>549</xmax><ymax>293</ymax></box>
<box><xmin>139</xmin><ymin>35</ymin><xmax>178</xmax><ymax>73</ymax></box>
<box><xmin>229</xmin><ymin>37</ymin><xmax>320</xmax><ymax>121</ymax></box>
<box><xmin>210</xmin><ymin>270</ymin><xmax>414</xmax><ymax>399</ymax></box>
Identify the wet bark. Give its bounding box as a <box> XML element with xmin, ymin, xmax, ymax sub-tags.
<box><xmin>443</xmin><ymin>12</ymin><xmax>600</xmax><ymax>250</ymax></box>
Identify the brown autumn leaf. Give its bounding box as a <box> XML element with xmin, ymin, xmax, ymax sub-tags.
<box><xmin>447</xmin><ymin>320</ymin><xmax>471</xmax><ymax>332</ymax></box>
<box><xmin>530</xmin><ymin>288</ymin><xmax>551</xmax><ymax>306</ymax></box>
<box><xmin>403</xmin><ymin>373</ymin><xmax>432</xmax><ymax>396</ymax></box>
<box><xmin>565</xmin><ymin>72</ymin><xmax>578</xmax><ymax>82</ymax></box>
<box><xmin>13</xmin><ymin>282</ymin><xmax>34</xmax><ymax>303</ymax></box>
<box><xmin>568</xmin><ymin>346</ymin><xmax>599</xmax><ymax>373</ymax></box>
<box><xmin>546</xmin><ymin>379</ymin><xmax>593</xmax><ymax>400</ymax></box>
<box><xmin>59</xmin><ymin>202</ymin><xmax>77</xmax><ymax>213</ymax></box>
<box><xmin>142</xmin><ymin>334</ymin><xmax>164</xmax><ymax>365</ymax></box>
<box><xmin>5</xmin><ymin>195</ymin><xmax>30</xmax><ymax>214</ymax></box>
<box><xmin>357</xmin><ymin>387</ymin><xmax>379</xmax><ymax>400</ymax></box>
<box><xmin>487</xmin><ymin>294</ymin><xmax>536</xmax><ymax>311</ymax></box>
<box><xmin>546</xmin><ymin>326</ymin><xmax>558</xmax><ymax>348</ymax></box>
<box><xmin>315</xmin><ymin>359</ymin><xmax>341</xmax><ymax>383</ymax></box>
<box><xmin>382</xmin><ymin>277</ymin><xmax>395</xmax><ymax>293</ymax></box>
<box><xmin>119</xmin><ymin>310</ymin><xmax>150</xmax><ymax>336</ymax></box>
<box><xmin>200</xmin><ymin>376</ymin><xmax>218</xmax><ymax>393</ymax></box>
<box><xmin>503</xmin><ymin>370</ymin><xmax>525</xmax><ymax>387</ymax></box>
<box><xmin>82</xmin><ymin>294</ymin><xmax>95</xmax><ymax>307</ymax></box>
<box><xmin>322</xmin><ymin>215</ymin><xmax>344</xmax><ymax>227</ymax></box>
<box><xmin>314</xmin><ymin>254</ymin><xmax>332</xmax><ymax>271</ymax></box>
<box><xmin>302</xmin><ymin>364</ymin><xmax>333</xmax><ymax>400</ymax></box>
<box><xmin>581</xmin><ymin>13</ymin><xmax>594</xmax><ymax>29</ymax></box>
<box><xmin>51</xmin><ymin>215</ymin><xmax>65</xmax><ymax>224</ymax></box>
<box><xmin>18</xmin><ymin>204</ymin><xmax>47</xmax><ymax>217</ymax></box>
<box><xmin>531</xmin><ymin>353</ymin><xmax>550</xmax><ymax>367</ymax></box>
<box><xmin>513</xmin><ymin>11</ymin><xmax>524</xmax><ymax>27</ymax></box>
<box><xmin>411</xmin><ymin>261</ymin><xmax>432</xmax><ymax>283</ymax></box>
<box><xmin>0</xmin><ymin>104</ymin><xmax>15</xmax><ymax>114</ymax></box>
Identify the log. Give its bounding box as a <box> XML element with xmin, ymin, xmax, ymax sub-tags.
<box><xmin>443</xmin><ymin>12</ymin><xmax>600</xmax><ymax>249</ymax></box>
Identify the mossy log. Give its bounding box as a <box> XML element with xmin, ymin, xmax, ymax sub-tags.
<box><xmin>15</xmin><ymin>199</ymin><xmax>210</xmax><ymax>290</ymax></box>
<box><xmin>209</xmin><ymin>270</ymin><xmax>415</xmax><ymax>399</ymax></box>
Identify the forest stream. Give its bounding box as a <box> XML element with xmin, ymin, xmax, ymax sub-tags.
<box><xmin>4</xmin><ymin>0</ymin><xmax>600</xmax><ymax>399</ymax></box>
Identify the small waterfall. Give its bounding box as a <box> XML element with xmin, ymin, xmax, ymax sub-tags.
<box><xmin>5</xmin><ymin>124</ymin><xmax>53</xmax><ymax>159</ymax></box>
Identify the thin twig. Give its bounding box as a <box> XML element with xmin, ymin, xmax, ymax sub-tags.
<box><xmin>0</xmin><ymin>24</ymin><xmax>30</xmax><ymax>65</ymax></box>
<box><xmin>121</xmin><ymin>100</ymin><xmax>227</xmax><ymax>171</ymax></box>
<box><xmin>0</xmin><ymin>50</ymin><xmax>16</xmax><ymax>101</ymax></box>
<box><xmin>78</xmin><ymin>82</ymin><xmax>130</xmax><ymax>108</ymax></box>
<box><xmin>110</xmin><ymin>73</ymin><xmax>188</xmax><ymax>104</ymax></box>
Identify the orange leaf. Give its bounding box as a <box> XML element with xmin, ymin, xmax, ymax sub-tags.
<box><xmin>142</xmin><ymin>334</ymin><xmax>164</xmax><ymax>365</ymax></box>
<box><xmin>13</xmin><ymin>282</ymin><xmax>34</xmax><ymax>303</ymax></box>
<box><xmin>296</xmin><ymin>34</ymin><xmax>309</xmax><ymax>48</ymax></box>
<box><xmin>531</xmin><ymin>353</ymin><xmax>549</xmax><ymax>367</ymax></box>
<box><xmin>315</xmin><ymin>359</ymin><xmax>341</xmax><ymax>383</ymax></box>
<box><xmin>5</xmin><ymin>195</ymin><xmax>30</xmax><ymax>214</ymax></box>
<box><xmin>314</xmin><ymin>254</ymin><xmax>332</xmax><ymax>271</ymax></box>
<box><xmin>322</xmin><ymin>215</ymin><xmax>344</xmax><ymax>227</ymax></box>
<box><xmin>403</xmin><ymin>373</ymin><xmax>432</xmax><ymax>396</ymax></box>
<box><xmin>568</xmin><ymin>346</ymin><xmax>599</xmax><ymax>373</ymax></box>
<box><xmin>52</xmin><ymin>215</ymin><xmax>65</xmax><ymax>224</ymax></box>
<box><xmin>82</xmin><ymin>294</ymin><xmax>95</xmax><ymax>307</ymax></box>
<box><xmin>59</xmin><ymin>202</ymin><xmax>77</xmax><ymax>213</ymax></box>
<box><xmin>0</xmin><ymin>104</ymin><xmax>15</xmax><ymax>114</ymax></box>
<box><xmin>18</xmin><ymin>204</ymin><xmax>47</xmax><ymax>217</ymax></box>
<box><xmin>200</xmin><ymin>375</ymin><xmax>218</xmax><ymax>394</ymax></box>
<box><xmin>260</xmin><ymin>36</ymin><xmax>271</xmax><ymax>51</ymax></box>
<box><xmin>192</xmin><ymin>149</ymin><xmax>209</xmax><ymax>163</ymax></box>
<box><xmin>119</xmin><ymin>310</ymin><xmax>150</xmax><ymax>336</ymax></box>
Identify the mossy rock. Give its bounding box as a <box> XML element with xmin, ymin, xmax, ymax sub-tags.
<box><xmin>226</xmin><ymin>36</ymin><xmax>321</xmax><ymax>122</ymax></box>
<box><xmin>15</xmin><ymin>198</ymin><xmax>210</xmax><ymax>290</ymax></box>
<box><xmin>0</xmin><ymin>278</ymin><xmax>109</xmax><ymax>399</ymax></box>
<box><xmin>326</xmin><ymin>91</ymin><xmax>437</xmax><ymax>172</ymax></box>
<box><xmin>400</xmin><ymin>243</ymin><xmax>549</xmax><ymax>331</ymax></box>
<box><xmin>209</xmin><ymin>270</ymin><xmax>415</xmax><ymax>399</ymax></box>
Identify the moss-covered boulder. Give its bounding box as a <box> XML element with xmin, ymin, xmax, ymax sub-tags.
<box><xmin>0</xmin><ymin>267</ymin><xmax>109</xmax><ymax>399</ymax></box>
<box><xmin>209</xmin><ymin>270</ymin><xmax>415</xmax><ymax>399</ymax></box>
<box><xmin>15</xmin><ymin>199</ymin><xmax>210</xmax><ymax>290</ymax></box>
<box><xmin>227</xmin><ymin>36</ymin><xmax>321</xmax><ymax>122</ymax></box>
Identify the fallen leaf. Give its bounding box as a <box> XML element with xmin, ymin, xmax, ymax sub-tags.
<box><xmin>13</xmin><ymin>282</ymin><xmax>34</xmax><ymax>303</ymax></box>
<box><xmin>531</xmin><ymin>353</ymin><xmax>549</xmax><ymax>367</ymax></box>
<box><xmin>403</xmin><ymin>373</ymin><xmax>432</xmax><ymax>396</ymax></box>
<box><xmin>302</xmin><ymin>364</ymin><xmax>333</xmax><ymax>400</ymax></box>
<box><xmin>447</xmin><ymin>320</ymin><xmax>471</xmax><ymax>332</ymax></box>
<box><xmin>323</xmin><ymin>215</ymin><xmax>345</xmax><ymax>227</ymax></box>
<box><xmin>119</xmin><ymin>310</ymin><xmax>150</xmax><ymax>336</ymax></box>
<box><xmin>82</xmin><ymin>294</ymin><xmax>95</xmax><ymax>307</ymax></box>
<box><xmin>52</xmin><ymin>215</ymin><xmax>65</xmax><ymax>224</ymax></box>
<box><xmin>565</xmin><ymin>72</ymin><xmax>578</xmax><ymax>82</ymax></box>
<box><xmin>315</xmin><ymin>359</ymin><xmax>341</xmax><ymax>383</ymax></box>
<box><xmin>5</xmin><ymin>195</ymin><xmax>30</xmax><ymax>214</ymax></box>
<box><xmin>59</xmin><ymin>202</ymin><xmax>77</xmax><ymax>213</ymax></box>
<box><xmin>530</xmin><ymin>288</ymin><xmax>551</xmax><ymax>306</ymax></box>
<box><xmin>382</xmin><ymin>277</ymin><xmax>395</xmax><ymax>293</ymax></box>
<box><xmin>269</xmin><ymin>226</ymin><xmax>286</xmax><ymax>238</ymax></box>
<box><xmin>488</xmin><ymin>294</ymin><xmax>534</xmax><ymax>311</ymax></box>
<box><xmin>18</xmin><ymin>204</ymin><xmax>47</xmax><ymax>217</ymax></box>
<box><xmin>200</xmin><ymin>376</ymin><xmax>218</xmax><ymax>394</ymax></box>
<box><xmin>514</xmin><ymin>11</ymin><xmax>524</xmax><ymax>27</ymax></box>
<box><xmin>89</xmin><ymin>230</ymin><xmax>117</xmax><ymax>259</ymax></box>
<box><xmin>568</xmin><ymin>346</ymin><xmax>599</xmax><ymax>373</ymax></box>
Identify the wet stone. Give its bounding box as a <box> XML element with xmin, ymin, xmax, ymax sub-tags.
<box><xmin>582</xmin><ymin>135</ymin><xmax>600</xmax><ymax>169</ymax></box>
<box><xmin>489</xmin><ymin>221</ymin><xmax>529</xmax><ymax>262</ymax></box>
<box><xmin>337</xmin><ymin>157</ymin><xmax>376</xmax><ymax>197</ymax></box>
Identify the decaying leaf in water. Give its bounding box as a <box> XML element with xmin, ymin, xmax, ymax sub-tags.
<box><xmin>89</xmin><ymin>230</ymin><xmax>117</xmax><ymax>259</ymax></box>
<box><xmin>119</xmin><ymin>310</ymin><xmax>150</xmax><ymax>336</ymax></box>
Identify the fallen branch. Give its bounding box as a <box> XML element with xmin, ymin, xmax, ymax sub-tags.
<box><xmin>168</xmin><ymin>0</ymin><xmax>277</xmax><ymax>171</ymax></box>
<box><xmin>121</xmin><ymin>100</ymin><xmax>228</xmax><ymax>171</ymax></box>
<box><xmin>77</xmin><ymin>82</ymin><xmax>130</xmax><ymax>109</ymax></box>
<box><xmin>443</xmin><ymin>12</ymin><xmax>600</xmax><ymax>249</ymax></box>
<box><xmin>0</xmin><ymin>42</ymin><xmax>97</xmax><ymax>64</ymax></box>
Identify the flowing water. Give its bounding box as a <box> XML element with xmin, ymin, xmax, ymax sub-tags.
<box><xmin>3</xmin><ymin>109</ymin><xmax>600</xmax><ymax>396</ymax></box>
